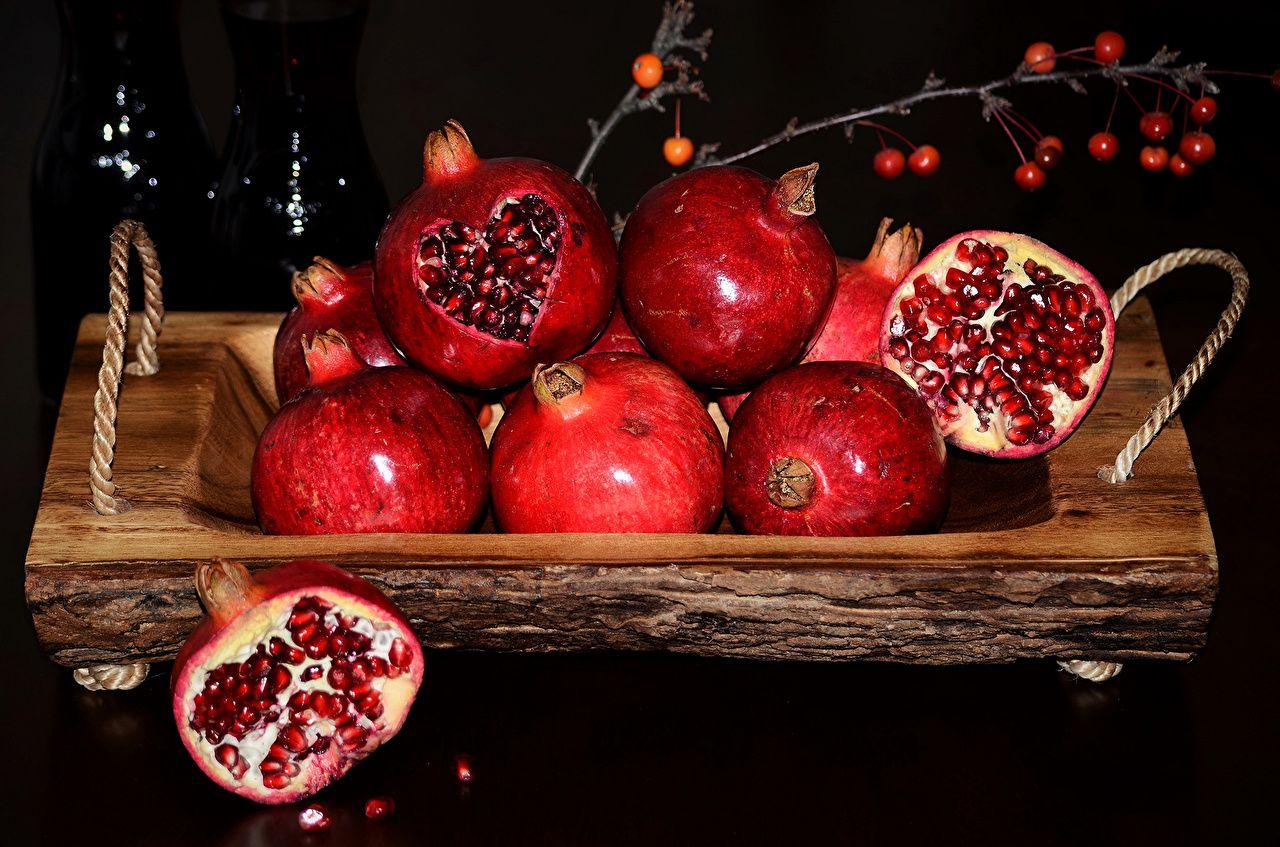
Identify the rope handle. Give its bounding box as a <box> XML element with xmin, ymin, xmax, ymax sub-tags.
<box><xmin>77</xmin><ymin>219</ymin><xmax>165</xmax><ymax>692</ymax></box>
<box><xmin>1061</xmin><ymin>247</ymin><xmax>1247</xmax><ymax>684</ymax></box>
<box><xmin>1097</xmin><ymin>248</ymin><xmax>1249</xmax><ymax>484</ymax></box>
<box><xmin>89</xmin><ymin>220</ymin><xmax>165</xmax><ymax>517</ymax></box>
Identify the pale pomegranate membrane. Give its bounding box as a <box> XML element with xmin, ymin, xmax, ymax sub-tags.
<box><xmin>883</xmin><ymin>234</ymin><xmax>1111</xmax><ymax>456</ymax></box>
<box><xmin>184</xmin><ymin>595</ymin><xmax>417</xmax><ymax>796</ymax></box>
<box><xmin>416</xmin><ymin>193</ymin><xmax>562</xmax><ymax>342</ymax></box>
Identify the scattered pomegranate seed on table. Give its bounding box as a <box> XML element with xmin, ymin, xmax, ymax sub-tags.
<box><xmin>364</xmin><ymin>796</ymin><xmax>395</xmax><ymax>820</ymax></box>
<box><xmin>298</xmin><ymin>804</ymin><xmax>332</xmax><ymax>832</ymax></box>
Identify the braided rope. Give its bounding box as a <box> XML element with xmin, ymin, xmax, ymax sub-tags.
<box><xmin>78</xmin><ymin>220</ymin><xmax>165</xmax><ymax>692</ymax></box>
<box><xmin>1061</xmin><ymin>248</ymin><xmax>1248</xmax><ymax>683</ymax></box>
<box><xmin>88</xmin><ymin>220</ymin><xmax>164</xmax><ymax>516</ymax></box>
<box><xmin>1097</xmin><ymin>248</ymin><xmax>1249</xmax><ymax>484</ymax></box>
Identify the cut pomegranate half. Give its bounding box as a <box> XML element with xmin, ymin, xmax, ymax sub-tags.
<box><xmin>880</xmin><ymin>231</ymin><xmax>1114</xmax><ymax>458</ymax></box>
<box><xmin>171</xmin><ymin>560</ymin><xmax>424</xmax><ymax>804</ymax></box>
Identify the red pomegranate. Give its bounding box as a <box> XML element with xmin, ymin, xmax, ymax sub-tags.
<box><xmin>880</xmin><ymin>231</ymin><xmax>1114</xmax><ymax>457</ymax></box>
<box><xmin>716</xmin><ymin>217</ymin><xmax>922</xmax><ymax>421</ymax></box>
<box><xmin>273</xmin><ymin>258</ymin><xmax>406</xmax><ymax>405</ymax></box>
<box><xmin>584</xmin><ymin>301</ymin><xmax>649</xmax><ymax>356</ymax></box>
<box><xmin>252</xmin><ymin>331</ymin><xmax>489</xmax><ymax>534</ymax></box>
<box><xmin>619</xmin><ymin>163</ymin><xmax>837</xmax><ymax>389</ymax></box>
<box><xmin>171</xmin><ymin>559</ymin><xmax>424</xmax><ymax>804</ymax></box>
<box><xmin>725</xmin><ymin>361</ymin><xmax>950</xmax><ymax>536</ymax></box>
<box><xmin>375</xmin><ymin>120</ymin><xmax>617</xmax><ymax>390</ymax></box>
<box><xmin>491</xmin><ymin>353</ymin><xmax>724</xmax><ymax>532</ymax></box>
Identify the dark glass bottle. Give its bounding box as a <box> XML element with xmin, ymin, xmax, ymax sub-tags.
<box><xmin>210</xmin><ymin>0</ymin><xmax>389</xmax><ymax>310</ymax></box>
<box><xmin>32</xmin><ymin>0</ymin><xmax>216</xmax><ymax>404</ymax></box>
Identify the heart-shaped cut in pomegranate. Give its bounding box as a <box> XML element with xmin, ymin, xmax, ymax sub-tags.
<box><xmin>376</xmin><ymin>121</ymin><xmax>616</xmax><ymax>391</ymax></box>
<box><xmin>880</xmin><ymin>231</ymin><xmax>1114</xmax><ymax>458</ymax></box>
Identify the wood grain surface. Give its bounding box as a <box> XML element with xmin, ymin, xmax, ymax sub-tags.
<box><xmin>24</xmin><ymin>301</ymin><xmax>1217</xmax><ymax>667</ymax></box>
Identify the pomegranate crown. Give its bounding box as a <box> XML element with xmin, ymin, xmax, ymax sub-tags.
<box><xmin>291</xmin><ymin>257</ymin><xmax>353</xmax><ymax>308</ymax></box>
<box><xmin>863</xmin><ymin>217</ymin><xmax>924</xmax><ymax>282</ymax></box>
<box><xmin>424</xmin><ymin>119</ymin><xmax>480</xmax><ymax>184</ymax></box>
<box><xmin>301</xmin><ymin>330</ymin><xmax>366</xmax><ymax>388</ymax></box>
<box><xmin>195</xmin><ymin>558</ymin><xmax>263</xmax><ymax>627</ymax></box>
<box><xmin>531</xmin><ymin>361</ymin><xmax>587</xmax><ymax>409</ymax></box>
<box><xmin>767</xmin><ymin>163</ymin><xmax>820</xmax><ymax>230</ymax></box>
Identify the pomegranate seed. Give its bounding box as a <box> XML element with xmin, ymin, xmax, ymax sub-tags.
<box><xmin>365</xmin><ymin>796</ymin><xmax>396</xmax><ymax>820</ymax></box>
<box><xmin>455</xmin><ymin>754</ymin><xmax>474</xmax><ymax>783</ymax></box>
<box><xmin>298</xmin><ymin>805</ymin><xmax>331</xmax><ymax>832</ymax></box>
<box><xmin>263</xmin><ymin>773</ymin><xmax>291</xmax><ymax>790</ymax></box>
<box><xmin>388</xmin><ymin>638</ymin><xmax>413</xmax><ymax>670</ymax></box>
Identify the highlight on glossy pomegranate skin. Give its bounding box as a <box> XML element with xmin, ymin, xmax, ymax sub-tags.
<box><xmin>252</xmin><ymin>331</ymin><xmax>489</xmax><ymax>534</ymax></box>
<box><xmin>619</xmin><ymin>163</ymin><xmax>838</xmax><ymax>390</ymax></box>
<box><xmin>880</xmin><ymin>231</ymin><xmax>1114</xmax><ymax>458</ymax></box>
<box><xmin>273</xmin><ymin>258</ymin><xmax>407</xmax><ymax>405</ymax></box>
<box><xmin>171</xmin><ymin>558</ymin><xmax>424</xmax><ymax>804</ymax></box>
<box><xmin>375</xmin><ymin>120</ymin><xmax>617</xmax><ymax>391</ymax></box>
<box><xmin>715</xmin><ymin>217</ymin><xmax>922</xmax><ymax>421</ymax></box>
<box><xmin>725</xmin><ymin>361</ymin><xmax>950</xmax><ymax>536</ymax></box>
<box><xmin>491</xmin><ymin>353</ymin><xmax>724</xmax><ymax>533</ymax></box>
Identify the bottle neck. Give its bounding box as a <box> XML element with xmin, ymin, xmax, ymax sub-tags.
<box><xmin>58</xmin><ymin>0</ymin><xmax>189</xmax><ymax>85</ymax></box>
<box><xmin>223</xmin><ymin>1</ymin><xmax>367</xmax><ymax>113</ymax></box>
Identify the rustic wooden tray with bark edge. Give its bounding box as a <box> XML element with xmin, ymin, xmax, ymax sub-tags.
<box><xmin>25</xmin><ymin>300</ymin><xmax>1217</xmax><ymax>671</ymax></box>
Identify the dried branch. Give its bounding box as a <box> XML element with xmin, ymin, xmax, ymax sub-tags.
<box><xmin>574</xmin><ymin>1</ymin><xmax>712</xmax><ymax>181</ymax></box>
<box><xmin>698</xmin><ymin>58</ymin><xmax>1226</xmax><ymax>167</ymax></box>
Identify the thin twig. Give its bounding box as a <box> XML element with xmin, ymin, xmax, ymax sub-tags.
<box><xmin>574</xmin><ymin>0</ymin><xmax>712</xmax><ymax>182</ymax></box>
<box><xmin>698</xmin><ymin>53</ymin><xmax>1218</xmax><ymax>167</ymax></box>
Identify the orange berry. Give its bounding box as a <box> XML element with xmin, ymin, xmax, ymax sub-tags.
<box><xmin>663</xmin><ymin>136</ymin><xmax>694</xmax><ymax>167</ymax></box>
<box><xmin>632</xmin><ymin>53</ymin><xmax>664</xmax><ymax>89</ymax></box>
<box><xmin>1024</xmin><ymin>42</ymin><xmax>1056</xmax><ymax>74</ymax></box>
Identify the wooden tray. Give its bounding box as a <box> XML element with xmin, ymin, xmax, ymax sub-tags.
<box><xmin>24</xmin><ymin>303</ymin><xmax>1216</xmax><ymax>669</ymax></box>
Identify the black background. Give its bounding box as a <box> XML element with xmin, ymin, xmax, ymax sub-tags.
<box><xmin>3</xmin><ymin>1</ymin><xmax>1278</xmax><ymax>844</ymax></box>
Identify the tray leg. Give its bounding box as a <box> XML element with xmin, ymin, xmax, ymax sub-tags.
<box><xmin>1058</xmin><ymin>659</ymin><xmax>1123</xmax><ymax>683</ymax></box>
<box><xmin>72</xmin><ymin>663</ymin><xmax>149</xmax><ymax>691</ymax></box>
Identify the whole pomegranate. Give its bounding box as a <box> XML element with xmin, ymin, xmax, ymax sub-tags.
<box><xmin>881</xmin><ymin>231</ymin><xmax>1114</xmax><ymax>457</ymax></box>
<box><xmin>619</xmin><ymin>163</ymin><xmax>837</xmax><ymax>389</ymax></box>
<box><xmin>491</xmin><ymin>353</ymin><xmax>724</xmax><ymax>532</ymax></box>
<box><xmin>375</xmin><ymin>120</ymin><xmax>616</xmax><ymax>390</ymax></box>
<box><xmin>172</xmin><ymin>558</ymin><xmax>424</xmax><ymax>804</ymax></box>
<box><xmin>273</xmin><ymin>258</ymin><xmax>406</xmax><ymax>405</ymax></box>
<box><xmin>584</xmin><ymin>301</ymin><xmax>649</xmax><ymax>357</ymax></box>
<box><xmin>716</xmin><ymin>217</ymin><xmax>922</xmax><ymax>421</ymax></box>
<box><xmin>725</xmin><ymin>361</ymin><xmax>950</xmax><ymax>536</ymax></box>
<box><xmin>252</xmin><ymin>331</ymin><xmax>489</xmax><ymax>534</ymax></box>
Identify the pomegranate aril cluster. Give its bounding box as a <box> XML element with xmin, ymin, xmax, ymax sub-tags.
<box><xmin>416</xmin><ymin>194</ymin><xmax>560</xmax><ymax>342</ymax></box>
<box><xmin>887</xmin><ymin>239</ymin><xmax>1106</xmax><ymax>446</ymax></box>
<box><xmin>188</xmin><ymin>595</ymin><xmax>415</xmax><ymax>793</ymax></box>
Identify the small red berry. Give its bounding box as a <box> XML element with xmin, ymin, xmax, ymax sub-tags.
<box><xmin>1033</xmin><ymin>143</ymin><xmax>1062</xmax><ymax>170</ymax></box>
<box><xmin>1168</xmin><ymin>154</ymin><xmax>1195</xmax><ymax>178</ymax></box>
<box><xmin>907</xmin><ymin>144</ymin><xmax>941</xmax><ymax>176</ymax></box>
<box><xmin>1179</xmin><ymin>131</ymin><xmax>1216</xmax><ymax>165</ymax></box>
<box><xmin>873</xmin><ymin>147</ymin><xmax>907</xmax><ymax>179</ymax></box>
<box><xmin>1190</xmin><ymin>97</ymin><xmax>1217</xmax><ymax>125</ymax></box>
<box><xmin>632</xmin><ymin>53</ymin><xmax>664</xmax><ymax>89</ymax></box>
<box><xmin>1088</xmin><ymin>131</ymin><xmax>1119</xmax><ymax>162</ymax></box>
<box><xmin>365</xmin><ymin>796</ymin><xmax>396</xmax><ymax>820</ymax></box>
<box><xmin>1014</xmin><ymin>161</ymin><xmax>1047</xmax><ymax>191</ymax></box>
<box><xmin>298</xmin><ymin>804</ymin><xmax>332</xmax><ymax>832</ymax></box>
<box><xmin>1038</xmin><ymin>135</ymin><xmax>1064</xmax><ymax>153</ymax></box>
<box><xmin>1139</xmin><ymin>111</ymin><xmax>1173</xmax><ymax>142</ymax></box>
<box><xmin>1139</xmin><ymin>145</ymin><xmax>1170</xmax><ymax>172</ymax></box>
<box><xmin>1024</xmin><ymin>42</ymin><xmax>1056</xmax><ymax>74</ymax></box>
<box><xmin>663</xmin><ymin>136</ymin><xmax>694</xmax><ymax>167</ymax></box>
<box><xmin>1094</xmin><ymin>31</ymin><xmax>1126</xmax><ymax>64</ymax></box>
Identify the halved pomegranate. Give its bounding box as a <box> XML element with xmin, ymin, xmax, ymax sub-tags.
<box><xmin>273</xmin><ymin>258</ymin><xmax>406</xmax><ymax>405</ymax></box>
<box><xmin>880</xmin><ymin>232</ymin><xmax>1114</xmax><ymax>457</ymax></box>
<box><xmin>375</xmin><ymin>120</ymin><xmax>616</xmax><ymax>390</ymax></box>
<box><xmin>171</xmin><ymin>559</ymin><xmax>424</xmax><ymax>804</ymax></box>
